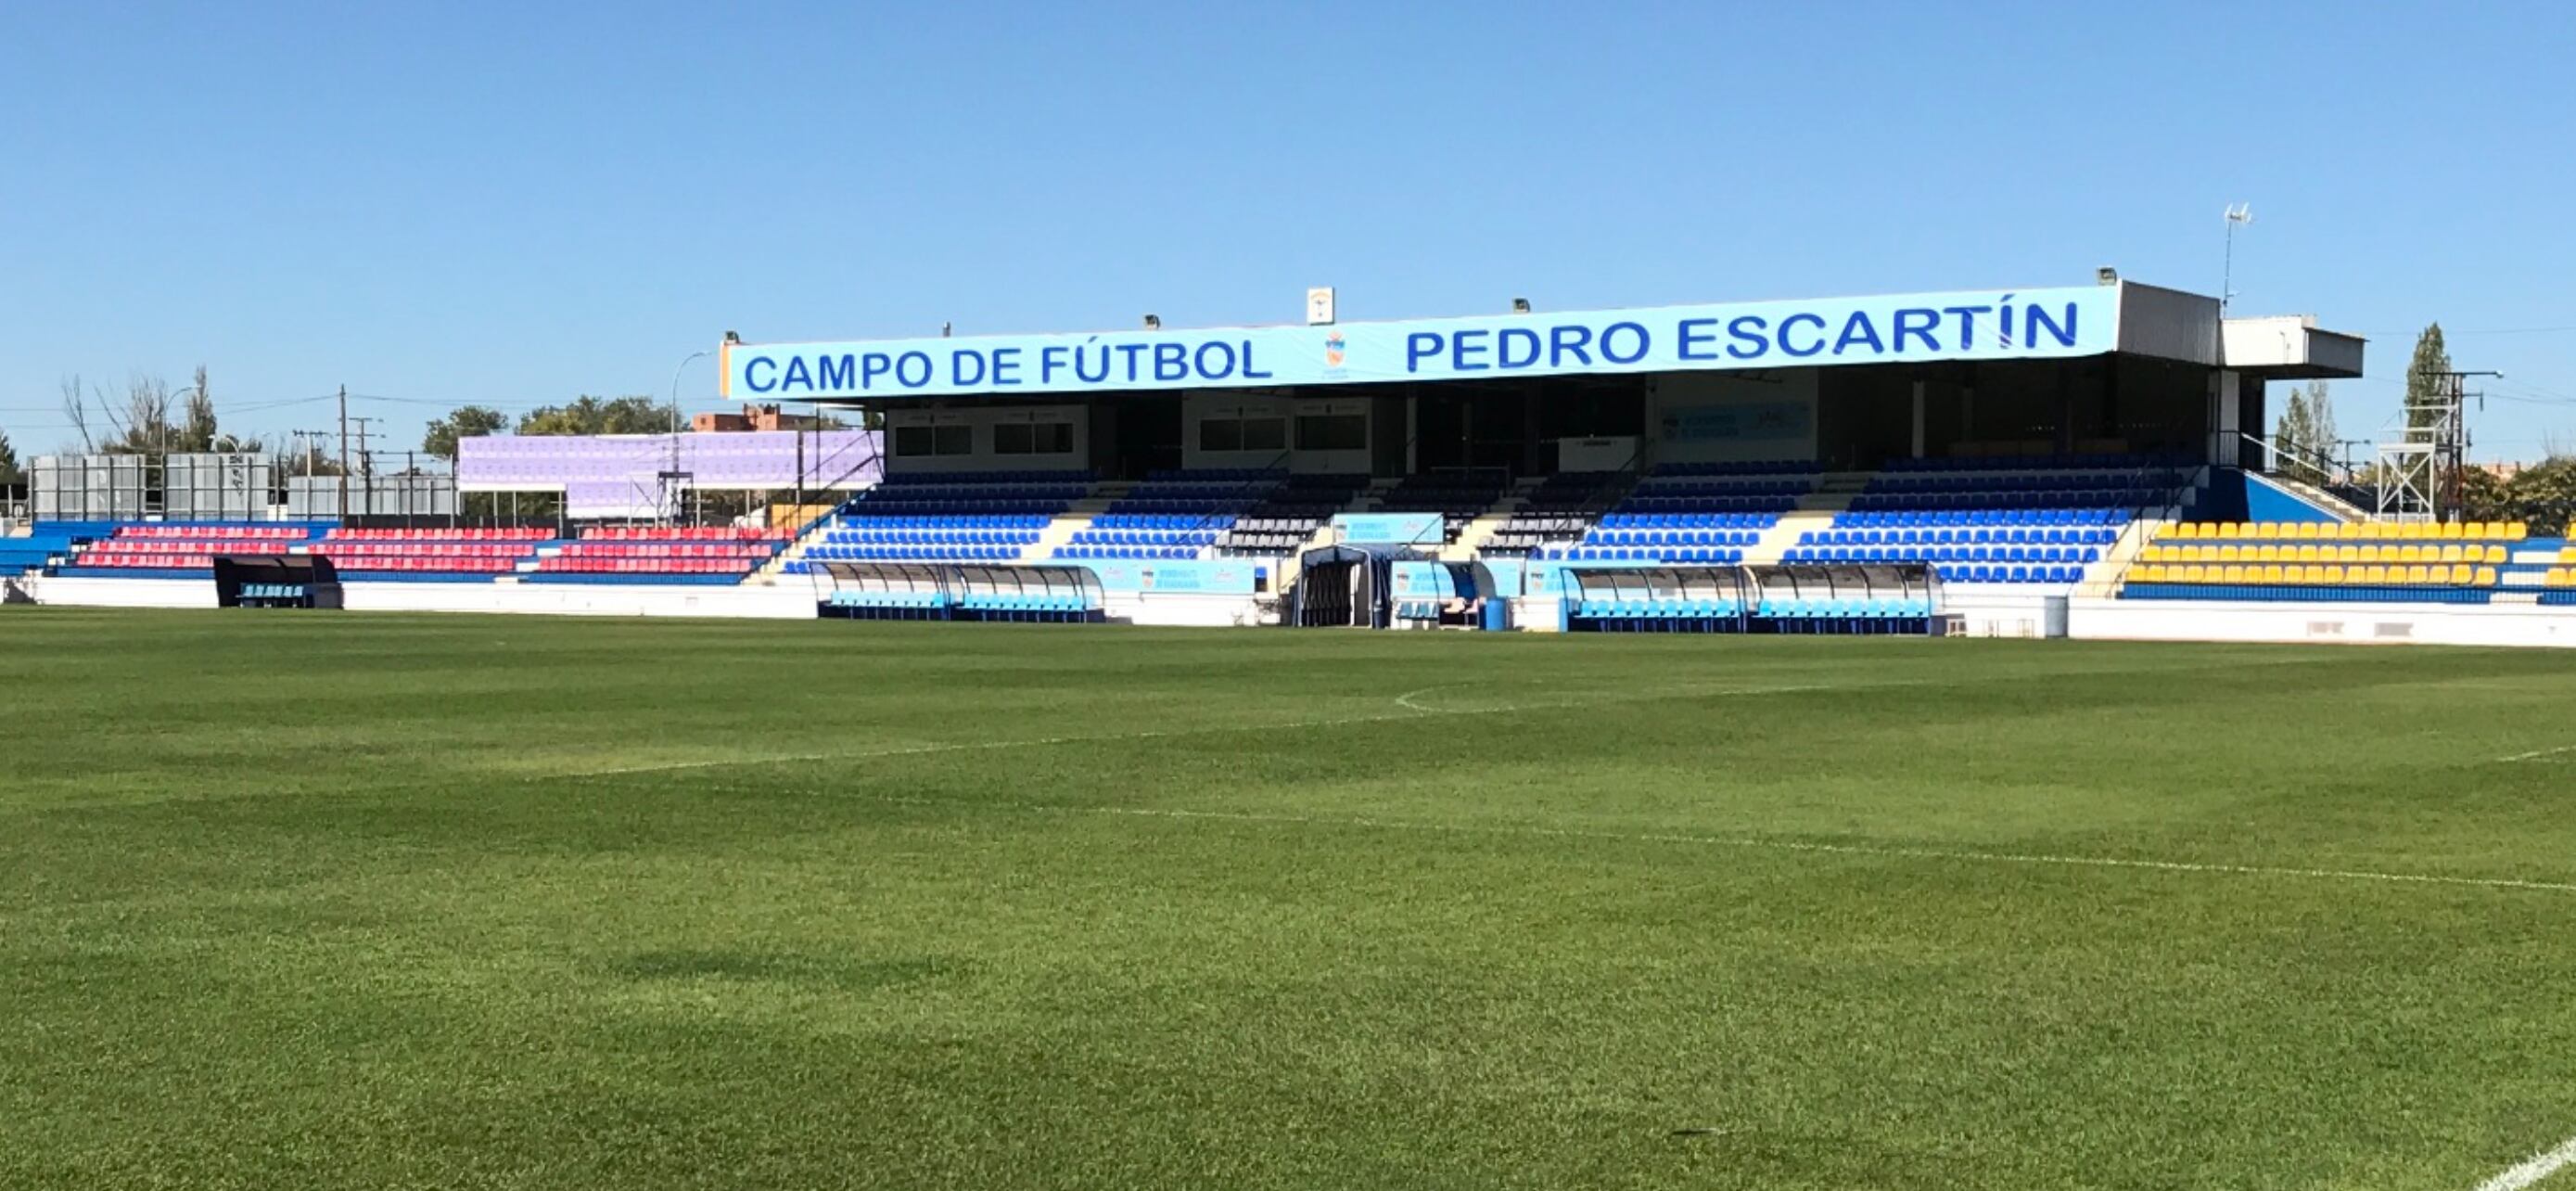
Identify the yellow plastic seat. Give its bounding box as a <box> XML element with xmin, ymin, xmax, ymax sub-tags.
<box><xmin>2506</xmin><ymin>522</ymin><xmax>2528</xmax><ymax>541</ymax></box>
<box><xmin>2405</xmin><ymin>565</ymin><xmax>2431</xmax><ymax>584</ymax></box>
<box><xmin>2323</xmin><ymin>565</ymin><xmax>2346</xmax><ymax>583</ymax></box>
<box><xmin>2306</xmin><ymin>565</ymin><xmax>2330</xmax><ymax>583</ymax></box>
<box><xmin>2294</xmin><ymin>521</ymin><xmax>2319</xmax><ymax>540</ymax></box>
<box><xmin>2221</xmin><ymin>565</ymin><xmax>2245</xmax><ymax>583</ymax></box>
<box><xmin>2450</xmin><ymin>564</ymin><xmax>2471</xmax><ymax>584</ymax></box>
<box><xmin>2439</xmin><ymin>521</ymin><xmax>2465</xmax><ymax>540</ymax></box>
<box><xmin>2297</xmin><ymin>544</ymin><xmax>2320</xmax><ymax>563</ymax></box>
<box><xmin>2486</xmin><ymin>544</ymin><xmax>2507</xmax><ymax>564</ymax></box>
<box><xmin>2462</xmin><ymin>520</ymin><xmax>2488</xmax><ymax>538</ymax></box>
<box><xmin>2261</xmin><ymin>564</ymin><xmax>2285</xmax><ymax>583</ymax></box>
<box><xmin>2338</xmin><ymin>544</ymin><xmax>2360</xmax><ymax>564</ymax></box>
<box><xmin>2475</xmin><ymin>566</ymin><xmax>2497</xmax><ymax>586</ymax></box>
<box><xmin>2217</xmin><ymin>522</ymin><xmax>2240</xmax><ymax>539</ymax></box>
<box><xmin>2439</xmin><ymin>544</ymin><xmax>2464</xmax><ymax>564</ymax></box>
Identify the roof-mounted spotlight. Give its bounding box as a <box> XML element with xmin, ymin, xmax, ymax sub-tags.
<box><xmin>1142</xmin><ymin>314</ymin><xmax>1162</xmax><ymax>330</ymax></box>
<box><xmin>723</xmin><ymin>330</ymin><xmax>742</xmax><ymax>344</ymax></box>
<box><xmin>1511</xmin><ymin>298</ymin><xmax>1532</xmax><ymax>314</ymax></box>
<box><xmin>2095</xmin><ymin>267</ymin><xmax>2119</xmax><ymax>287</ymax></box>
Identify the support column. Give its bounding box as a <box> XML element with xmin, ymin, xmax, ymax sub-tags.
<box><xmin>1909</xmin><ymin>380</ymin><xmax>1926</xmax><ymax>457</ymax></box>
<box><xmin>2212</xmin><ymin>370</ymin><xmax>2241</xmax><ymax>467</ymax></box>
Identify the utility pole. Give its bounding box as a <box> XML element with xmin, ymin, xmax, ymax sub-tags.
<box><xmin>337</xmin><ymin>385</ymin><xmax>350</xmax><ymax>519</ymax></box>
<box><xmin>350</xmin><ymin>416</ymin><xmax>379</xmax><ymax>518</ymax></box>
<box><xmin>2427</xmin><ymin>370</ymin><xmax>2499</xmax><ymax>520</ymax></box>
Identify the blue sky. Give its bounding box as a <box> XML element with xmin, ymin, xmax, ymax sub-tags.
<box><xmin>4</xmin><ymin>0</ymin><xmax>2572</xmax><ymax>459</ymax></box>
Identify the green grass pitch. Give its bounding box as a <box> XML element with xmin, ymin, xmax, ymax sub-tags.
<box><xmin>5</xmin><ymin>607</ymin><xmax>2576</xmax><ymax>1189</ymax></box>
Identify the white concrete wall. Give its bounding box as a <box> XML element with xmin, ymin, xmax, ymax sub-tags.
<box><xmin>1938</xmin><ymin>587</ymin><xmax>2060</xmax><ymax>639</ymax></box>
<box><xmin>2072</xmin><ymin>596</ymin><xmax>2576</xmax><ymax>648</ymax></box>
<box><xmin>1104</xmin><ymin>593</ymin><xmax>1271</xmax><ymax>628</ymax></box>
<box><xmin>32</xmin><ymin>573</ymin><xmax>2576</xmax><ymax>647</ymax></box>
<box><xmin>31</xmin><ymin>576</ymin><xmax>820</xmax><ymax>619</ymax></box>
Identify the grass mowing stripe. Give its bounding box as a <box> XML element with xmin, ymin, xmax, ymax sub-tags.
<box><xmin>565</xmin><ymin>682</ymin><xmax>1845</xmax><ymax>778</ymax></box>
<box><xmin>801</xmin><ymin>793</ymin><xmax>2576</xmax><ymax>898</ymax></box>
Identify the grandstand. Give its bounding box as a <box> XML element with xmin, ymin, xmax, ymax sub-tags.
<box><xmin>43</xmin><ymin>275</ymin><xmax>2576</xmax><ymax>646</ymax></box>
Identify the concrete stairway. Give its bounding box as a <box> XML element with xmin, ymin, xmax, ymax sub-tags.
<box><xmin>1012</xmin><ymin>480</ymin><xmax>1122</xmax><ymax>564</ymax></box>
<box><xmin>1744</xmin><ymin>510</ymin><xmax>1833</xmax><ymax>564</ymax></box>
<box><xmin>2262</xmin><ymin>474</ymin><xmax>2370</xmax><ymax>522</ymax></box>
<box><xmin>1741</xmin><ymin>478</ymin><xmax>1863</xmax><ymax>564</ymax></box>
<box><xmin>2075</xmin><ymin>510</ymin><xmax>2174</xmax><ymax>597</ymax></box>
<box><xmin>1442</xmin><ymin>480</ymin><xmax>1534</xmax><ymax>561</ymax></box>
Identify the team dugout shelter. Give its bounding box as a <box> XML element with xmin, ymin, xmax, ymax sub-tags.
<box><xmin>721</xmin><ymin>276</ymin><xmax>2359</xmax><ymax>483</ymax></box>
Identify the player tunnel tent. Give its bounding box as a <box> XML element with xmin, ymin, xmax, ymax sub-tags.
<box><xmin>213</xmin><ymin>554</ymin><xmax>344</xmax><ymax>609</ymax></box>
<box><xmin>1290</xmin><ymin>543</ymin><xmax>1436</xmax><ymax>628</ymax></box>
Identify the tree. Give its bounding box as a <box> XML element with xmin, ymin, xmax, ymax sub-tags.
<box><xmin>58</xmin><ymin>376</ymin><xmax>96</xmax><ymax>452</ymax></box>
<box><xmin>423</xmin><ymin>405</ymin><xmax>509</xmax><ymax>462</ymax></box>
<box><xmin>2274</xmin><ymin>384</ymin><xmax>2315</xmax><ymax>480</ymax></box>
<box><xmin>2305</xmin><ymin>380</ymin><xmax>2338</xmax><ymax>461</ymax></box>
<box><xmin>2403</xmin><ymin>324</ymin><xmax>2453</xmax><ymax>434</ymax></box>
<box><xmin>177</xmin><ymin>365</ymin><xmax>218</xmax><ymax>453</ymax></box>
<box><xmin>2506</xmin><ymin>456</ymin><xmax>2576</xmax><ymax>534</ymax></box>
<box><xmin>102</xmin><ymin>374</ymin><xmax>175</xmax><ymax>455</ymax></box>
<box><xmin>516</xmin><ymin>395</ymin><xmax>670</xmax><ymax>436</ymax></box>
<box><xmin>0</xmin><ymin>426</ymin><xmax>20</xmax><ymax>485</ymax></box>
<box><xmin>2455</xmin><ymin>463</ymin><xmax>2514</xmax><ymax>524</ymax></box>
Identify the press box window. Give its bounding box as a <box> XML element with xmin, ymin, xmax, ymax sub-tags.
<box><xmin>1241</xmin><ymin>417</ymin><xmax>1286</xmax><ymax>452</ymax></box>
<box><xmin>995</xmin><ymin>421</ymin><xmax>1074</xmax><ymax>455</ymax></box>
<box><xmin>1295</xmin><ymin>413</ymin><xmax>1367</xmax><ymax>452</ymax></box>
<box><xmin>1198</xmin><ymin>416</ymin><xmax>1286</xmax><ymax>453</ymax></box>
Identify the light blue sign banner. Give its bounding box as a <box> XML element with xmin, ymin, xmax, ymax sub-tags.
<box><xmin>1390</xmin><ymin>561</ymin><xmax>1460</xmax><ymax>600</ymax></box>
<box><xmin>1078</xmin><ymin>558</ymin><xmax>1257</xmax><ymax>595</ymax></box>
<box><xmin>1335</xmin><ymin>511</ymin><xmax>1447</xmax><ymax>545</ymax></box>
<box><xmin>727</xmin><ymin>286</ymin><xmax>2122</xmax><ymax>401</ymax></box>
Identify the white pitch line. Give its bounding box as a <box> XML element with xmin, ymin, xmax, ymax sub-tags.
<box><xmin>2498</xmin><ymin>745</ymin><xmax>2576</xmax><ymax>763</ymax></box>
<box><xmin>2472</xmin><ymin>1134</ymin><xmax>2576</xmax><ymax>1191</ymax></box>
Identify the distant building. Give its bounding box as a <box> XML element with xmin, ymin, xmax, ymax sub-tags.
<box><xmin>691</xmin><ymin>403</ymin><xmax>833</xmax><ymax>433</ymax></box>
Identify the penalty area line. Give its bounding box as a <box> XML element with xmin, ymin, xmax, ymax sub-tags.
<box><xmin>2473</xmin><ymin>1134</ymin><xmax>2576</xmax><ymax>1191</ymax></box>
<box><xmin>2498</xmin><ymin>745</ymin><xmax>2576</xmax><ymax>763</ymax></box>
